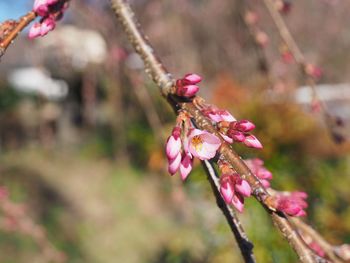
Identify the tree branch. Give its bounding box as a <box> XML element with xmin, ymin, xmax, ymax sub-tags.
<box><xmin>0</xmin><ymin>12</ymin><xmax>37</xmax><ymax>58</ymax></box>
<box><xmin>109</xmin><ymin>1</ymin><xmax>323</xmax><ymax>262</ymax></box>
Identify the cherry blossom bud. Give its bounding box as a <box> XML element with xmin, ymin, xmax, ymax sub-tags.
<box><xmin>40</xmin><ymin>17</ymin><xmax>56</xmax><ymax>36</ymax></box>
<box><xmin>227</xmin><ymin>130</ymin><xmax>246</xmax><ymax>142</ymax></box>
<box><xmin>220</xmin><ymin>175</ymin><xmax>234</xmax><ymax>204</ymax></box>
<box><xmin>232</xmin><ymin>194</ymin><xmax>244</xmax><ymax>212</ymax></box>
<box><xmin>47</xmin><ymin>0</ymin><xmax>59</xmax><ymax>5</ymax></box>
<box><xmin>309</xmin><ymin>242</ymin><xmax>326</xmax><ymax>257</ymax></box>
<box><xmin>179</xmin><ymin>153</ymin><xmax>193</xmax><ymax>181</ymax></box>
<box><xmin>33</xmin><ymin>0</ymin><xmax>49</xmax><ymax>16</ymax></box>
<box><xmin>176</xmin><ymin>84</ymin><xmax>199</xmax><ymax>97</ymax></box>
<box><xmin>183</xmin><ymin>73</ymin><xmax>202</xmax><ymax>85</ymax></box>
<box><xmin>233</xmin><ymin>120</ymin><xmax>256</xmax><ymax>132</ymax></box>
<box><xmin>168</xmin><ymin>152</ymin><xmax>181</xmax><ymax>175</ymax></box>
<box><xmin>235</xmin><ymin>179</ymin><xmax>251</xmax><ymax>197</ymax></box>
<box><xmin>243</xmin><ymin>135</ymin><xmax>263</xmax><ymax>149</ymax></box>
<box><xmin>166</xmin><ymin>127</ymin><xmax>182</xmax><ymax>159</ymax></box>
<box><xmin>28</xmin><ymin>22</ymin><xmax>42</xmax><ymax>39</ymax></box>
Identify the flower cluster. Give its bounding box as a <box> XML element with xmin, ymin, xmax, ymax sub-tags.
<box><xmin>273</xmin><ymin>191</ymin><xmax>308</xmax><ymax>217</ymax></box>
<box><xmin>219</xmin><ymin>162</ymin><xmax>251</xmax><ymax>212</ymax></box>
<box><xmin>245</xmin><ymin>158</ymin><xmax>273</xmax><ymax>188</ymax></box>
<box><xmin>166</xmin><ymin>116</ymin><xmax>221</xmax><ymax>180</ymax></box>
<box><xmin>204</xmin><ymin>107</ymin><xmax>262</xmax><ymax>149</ymax></box>
<box><xmin>175</xmin><ymin>73</ymin><xmax>202</xmax><ymax>97</ymax></box>
<box><xmin>29</xmin><ymin>0</ymin><xmax>69</xmax><ymax>39</ymax></box>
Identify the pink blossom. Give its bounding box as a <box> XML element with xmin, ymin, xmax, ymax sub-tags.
<box><xmin>235</xmin><ymin>179</ymin><xmax>251</xmax><ymax>197</ymax></box>
<box><xmin>28</xmin><ymin>22</ymin><xmax>42</xmax><ymax>39</ymax></box>
<box><xmin>176</xmin><ymin>84</ymin><xmax>199</xmax><ymax>97</ymax></box>
<box><xmin>245</xmin><ymin>158</ymin><xmax>273</xmax><ymax>188</ymax></box>
<box><xmin>33</xmin><ymin>0</ymin><xmax>49</xmax><ymax>16</ymax></box>
<box><xmin>243</xmin><ymin>135</ymin><xmax>263</xmax><ymax>149</ymax></box>
<box><xmin>309</xmin><ymin>242</ymin><xmax>326</xmax><ymax>257</ymax></box>
<box><xmin>220</xmin><ymin>175</ymin><xmax>234</xmax><ymax>203</ymax></box>
<box><xmin>232</xmin><ymin>194</ymin><xmax>244</xmax><ymax>212</ymax></box>
<box><xmin>40</xmin><ymin>17</ymin><xmax>56</xmax><ymax>36</ymax></box>
<box><xmin>219</xmin><ymin>173</ymin><xmax>250</xmax><ymax>212</ymax></box>
<box><xmin>168</xmin><ymin>152</ymin><xmax>181</xmax><ymax>175</ymax></box>
<box><xmin>204</xmin><ymin>108</ymin><xmax>236</xmax><ymax>123</ymax></box>
<box><xmin>187</xmin><ymin>129</ymin><xmax>221</xmax><ymax>160</ymax></box>
<box><xmin>175</xmin><ymin>73</ymin><xmax>202</xmax><ymax>97</ymax></box>
<box><xmin>274</xmin><ymin>191</ymin><xmax>308</xmax><ymax>217</ymax></box>
<box><xmin>227</xmin><ymin>130</ymin><xmax>246</xmax><ymax>142</ymax></box>
<box><xmin>166</xmin><ymin>127</ymin><xmax>182</xmax><ymax>159</ymax></box>
<box><xmin>179</xmin><ymin>153</ymin><xmax>193</xmax><ymax>181</ymax></box>
<box><xmin>232</xmin><ymin>120</ymin><xmax>256</xmax><ymax>132</ymax></box>
<box><xmin>182</xmin><ymin>73</ymin><xmax>202</xmax><ymax>85</ymax></box>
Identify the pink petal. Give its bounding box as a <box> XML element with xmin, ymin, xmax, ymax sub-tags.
<box><xmin>235</xmin><ymin>120</ymin><xmax>256</xmax><ymax>132</ymax></box>
<box><xmin>40</xmin><ymin>18</ymin><xmax>56</xmax><ymax>36</ymax></box>
<box><xmin>220</xmin><ymin>182</ymin><xmax>234</xmax><ymax>204</ymax></box>
<box><xmin>28</xmin><ymin>22</ymin><xmax>42</xmax><ymax>39</ymax></box>
<box><xmin>220</xmin><ymin>110</ymin><xmax>236</xmax><ymax>122</ymax></box>
<box><xmin>168</xmin><ymin>153</ymin><xmax>181</xmax><ymax>175</ymax></box>
<box><xmin>33</xmin><ymin>0</ymin><xmax>49</xmax><ymax>16</ymax></box>
<box><xmin>182</xmin><ymin>85</ymin><xmax>199</xmax><ymax>97</ymax></box>
<box><xmin>227</xmin><ymin>130</ymin><xmax>246</xmax><ymax>142</ymax></box>
<box><xmin>166</xmin><ymin>135</ymin><xmax>182</xmax><ymax>159</ymax></box>
<box><xmin>232</xmin><ymin>194</ymin><xmax>245</xmax><ymax>212</ymax></box>
<box><xmin>179</xmin><ymin>154</ymin><xmax>193</xmax><ymax>181</ymax></box>
<box><xmin>183</xmin><ymin>73</ymin><xmax>202</xmax><ymax>85</ymax></box>
<box><xmin>220</xmin><ymin>133</ymin><xmax>233</xmax><ymax>144</ymax></box>
<box><xmin>243</xmin><ymin>135</ymin><xmax>263</xmax><ymax>149</ymax></box>
<box><xmin>235</xmin><ymin>180</ymin><xmax>251</xmax><ymax>197</ymax></box>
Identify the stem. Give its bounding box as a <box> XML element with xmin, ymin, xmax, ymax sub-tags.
<box><xmin>109</xmin><ymin>0</ymin><xmax>322</xmax><ymax>262</ymax></box>
<box><xmin>202</xmin><ymin>160</ymin><xmax>256</xmax><ymax>263</ymax></box>
<box><xmin>291</xmin><ymin>217</ymin><xmax>346</xmax><ymax>263</ymax></box>
<box><xmin>0</xmin><ymin>12</ymin><xmax>37</xmax><ymax>58</ymax></box>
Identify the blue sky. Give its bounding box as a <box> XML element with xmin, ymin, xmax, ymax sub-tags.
<box><xmin>0</xmin><ymin>1</ymin><xmax>31</xmax><ymax>21</ymax></box>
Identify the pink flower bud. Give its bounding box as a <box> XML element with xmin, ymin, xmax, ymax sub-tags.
<box><xmin>183</xmin><ymin>73</ymin><xmax>202</xmax><ymax>85</ymax></box>
<box><xmin>220</xmin><ymin>178</ymin><xmax>234</xmax><ymax>204</ymax></box>
<box><xmin>40</xmin><ymin>17</ymin><xmax>56</xmax><ymax>36</ymax></box>
<box><xmin>232</xmin><ymin>194</ymin><xmax>244</xmax><ymax>212</ymax></box>
<box><xmin>176</xmin><ymin>84</ymin><xmax>199</xmax><ymax>97</ymax></box>
<box><xmin>235</xmin><ymin>179</ymin><xmax>251</xmax><ymax>197</ymax></box>
<box><xmin>179</xmin><ymin>153</ymin><xmax>193</xmax><ymax>181</ymax></box>
<box><xmin>227</xmin><ymin>130</ymin><xmax>246</xmax><ymax>142</ymax></box>
<box><xmin>47</xmin><ymin>0</ymin><xmax>59</xmax><ymax>5</ymax></box>
<box><xmin>28</xmin><ymin>22</ymin><xmax>42</xmax><ymax>39</ymax></box>
<box><xmin>234</xmin><ymin>120</ymin><xmax>256</xmax><ymax>132</ymax></box>
<box><xmin>168</xmin><ymin>153</ymin><xmax>181</xmax><ymax>175</ymax></box>
<box><xmin>243</xmin><ymin>135</ymin><xmax>263</xmax><ymax>149</ymax></box>
<box><xmin>33</xmin><ymin>0</ymin><xmax>49</xmax><ymax>16</ymax></box>
<box><xmin>166</xmin><ymin>127</ymin><xmax>182</xmax><ymax>159</ymax></box>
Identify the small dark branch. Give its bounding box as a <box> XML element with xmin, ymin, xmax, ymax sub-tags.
<box><xmin>109</xmin><ymin>1</ymin><xmax>320</xmax><ymax>262</ymax></box>
<box><xmin>202</xmin><ymin>160</ymin><xmax>256</xmax><ymax>263</ymax></box>
<box><xmin>0</xmin><ymin>12</ymin><xmax>37</xmax><ymax>58</ymax></box>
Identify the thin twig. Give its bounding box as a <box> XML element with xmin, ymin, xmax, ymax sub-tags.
<box><xmin>291</xmin><ymin>217</ymin><xmax>347</xmax><ymax>263</ymax></box>
<box><xmin>109</xmin><ymin>1</ymin><xmax>322</xmax><ymax>262</ymax></box>
<box><xmin>261</xmin><ymin>0</ymin><xmax>345</xmax><ymax>144</ymax></box>
<box><xmin>202</xmin><ymin>160</ymin><xmax>256</xmax><ymax>263</ymax></box>
<box><xmin>0</xmin><ymin>12</ymin><xmax>37</xmax><ymax>58</ymax></box>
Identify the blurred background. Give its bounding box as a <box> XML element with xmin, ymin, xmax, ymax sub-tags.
<box><xmin>0</xmin><ymin>0</ymin><xmax>350</xmax><ymax>262</ymax></box>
